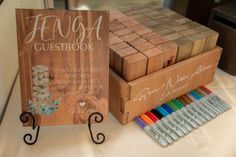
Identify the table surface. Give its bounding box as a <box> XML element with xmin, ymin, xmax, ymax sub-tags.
<box><xmin>0</xmin><ymin>69</ymin><xmax>236</xmax><ymax>157</ymax></box>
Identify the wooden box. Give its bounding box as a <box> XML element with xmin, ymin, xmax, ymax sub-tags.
<box><xmin>109</xmin><ymin>47</ymin><xmax>222</xmax><ymax>125</ymax></box>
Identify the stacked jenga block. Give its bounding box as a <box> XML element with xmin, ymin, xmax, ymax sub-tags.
<box><xmin>32</xmin><ymin>65</ymin><xmax>51</xmax><ymax>105</ymax></box>
<box><xmin>120</xmin><ymin>2</ymin><xmax>219</xmax><ymax>60</ymax></box>
<box><xmin>109</xmin><ymin>11</ymin><xmax>177</xmax><ymax>82</ymax></box>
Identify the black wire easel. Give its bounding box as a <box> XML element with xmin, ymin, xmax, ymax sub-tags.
<box><xmin>20</xmin><ymin>112</ymin><xmax>105</xmax><ymax>145</ymax></box>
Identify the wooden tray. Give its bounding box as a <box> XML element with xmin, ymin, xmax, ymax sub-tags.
<box><xmin>109</xmin><ymin>47</ymin><xmax>222</xmax><ymax>124</ymax></box>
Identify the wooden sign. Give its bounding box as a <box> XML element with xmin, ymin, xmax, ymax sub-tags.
<box><xmin>16</xmin><ymin>9</ymin><xmax>109</xmax><ymax>126</ymax></box>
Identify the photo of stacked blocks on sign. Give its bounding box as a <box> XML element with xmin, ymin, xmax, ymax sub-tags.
<box><xmin>108</xmin><ymin>2</ymin><xmax>231</xmax><ymax>146</ymax></box>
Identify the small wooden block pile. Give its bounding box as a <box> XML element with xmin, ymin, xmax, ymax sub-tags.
<box><xmin>109</xmin><ymin>11</ymin><xmax>178</xmax><ymax>82</ymax></box>
<box><xmin>120</xmin><ymin>2</ymin><xmax>219</xmax><ymax>62</ymax></box>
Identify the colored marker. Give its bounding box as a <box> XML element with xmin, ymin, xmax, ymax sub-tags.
<box><xmin>199</xmin><ymin>86</ymin><xmax>231</xmax><ymax>111</ymax></box>
<box><xmin>201</xmin><ymin>86</ymin><xmax>231</xmax><ymax>110</ymax></box>
<box><xmin>185</xmin><ymin>93</ymin><xmax>213</xmax><ymax>121</ymax></box>
<box><xmin>166</xmin><ymin>102</ymin><xmax>194</xmax><ymax>131</ymax></box>
<box><xmin>197</xmin><ymin>88</ymin><xmax>226</xmax><ymax>113</ymax></box>
<box><xmin>157</xmin><ymin>105</ymin><xmax>186</xmax><ymax>137</ymax></box>
<box><xmin>140</xmin><ymin>114</ymin><xmax>173</xmax><ymax>144</ymax></box>
<box><xmin>181</xmin><ymin>95</ymin><xmax>209</xmax><ymax>123</ymax></box>
<box><xmin>135</xmin><ymin>117</ymin><xmax>168</xmax><ymax>146</ymax></box>
<box><xmin>146</xmin><ymin>112</ymin><xmax>179</xmax><ymax>141</ymax></box>
<box><xmin>163</xmin><ymin>103</ymin><xmax>192</xmax><ymax>134</ymax></box>
<box><xmin>190</xmin><ymin>91</ymin><xmax>219</xmax><ymax>117</ymax></box>
<box><xmin>187</xmin><ymin>92</ymin><xmax>216</xmax><ymax>118</ymax></box>
<box><xmin>171</xmin><ymin>100</ymin><xmax>199</xmax><ymax>129</ymax></box>
<box><xmin>193</xmin><ymin>90</ymin><xmax>223</xmax><ymax>115</ymax></box>
<box><xmin>154</xmin><ymin>106</ymin><xmax>189</xmax><ymax>135</ymax></box>
<box><xmin>174</xmin><ymin>99</ymin><xmax>203</xmax><ymax>126</ymax></box>
<box><xmin>177</xmin><ymin>97</ymin><xmax>205</xmax><ymax>125</ymax></box>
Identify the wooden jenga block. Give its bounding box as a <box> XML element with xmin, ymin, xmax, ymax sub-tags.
<box><xmin>142</xmin><ymin>48</ymin><xmax>164</xmax><ymax>74</ymax></box>
<box><xmin>128</xmin><ymin>38</ymin><xmax>147</xmax><ymax>46</ymax></box>
<box><xmin>144</xmin><ymin>11</ymin><xmax>160</xmax><ymax>17</ymax></box>
<box><xmin>142</xmin><ymin>32</ymin><xmax>160</xmax><ymax>41</ymax></box>
<box><xmin>123</xmin><ymin>20</ymin><xmax>140</xmax><ymax>27</ymax></box>
<box><xmin>116</xmin><ymin>16</ymin><xmax>130</xmax><ymax>23</ymax></box>
<box><xmin>156</xmin><ymin>17</ymin><xmax>173</xmax><ymax>25</ymax></box>
<box><xmin>122</xmin><ymin>53</ymin><xmax>147</xmax><ymax>81</ymax></box>
<box><xmin>133</xmin><ymin>41</ymin><xmax>155</xmax><ymax>52</ymax></box>
<box><xmin>128</xmin><ymin>24</ymin><xmax>146</xmax><ymax>31</ymax></box>
<box><xmin>149</xmin><ymin>35</ymin><xmax>169</xmax><ymax>45</ymax></box>
<box><xmin>164</xmin><ymin>33</ymin><xmax>183</xmax><ymax>41</ymax></box>
<box><xmin>157</xmin><ymin>42</ymin><xmax>178</xmax><ymax>67</ymax></box>
<box><xmin>163</xmin><ymin>10</ymin><xmax>177</xmax><ymax>17</ymax></box>
<box><xmin>171</xmin><ymin>24</ymin><xmax>190</xmax><ymax>32</ymax></box>
<box><xmin>136</xmin><ymin>16</ymin><xmax>153</xmax><ymax>24</ymax></box>
<box><xmin>189</xmin><ymin>22</ymin><xmax>201</xmax><ymax>28</ymax></box>
<box><xmin>110</xmin><ymin>20</ymin><xmax>120</xmax><ymax>27</ymax></box>
<box><xmin>114</xmin><ymin>46</ymin><xmax>138</xmax><ymax>75</ymax></box>
<box><xmin>187</xmin><ymin>33</ymin><xmax>206</xmax><ymax>56</ymax></box>
<box><xmin>113</xmin><ymin>28</ymin><xmax>132</xmax><ymax>36</ymax></box>
<box><xmin>145</xmin><ymin>20</ymin><xmax>160</xmax><ymax>27</ymax></box>
<box><xmin>158</xmin><ymin>29</ymin><xmax>176</xmax><ymax>36</ymax></box>
<box><xmin>133</xmin><ymin>27</ymin><xmax>152</xmax><ymax>35</ymax></box>
<box><xmin>130</xmin><ymin>14</ymin><xmax>146</xmax><ymax>20</ymax></box>
<box><xmin>175</xmin><ymin>37</ymin><xmax>193</xmax><ymax>62</ymax></box>
<box><xmin>194</xmin><ymin>26</ymin><xmax>209</xmax><ymax>33</ymax></box>
<box><xmin>124</xmin><ymin>10</ymin><xmax>140</xmax><ymax>16</ymax></box>
<box><xmin>109</xmin><ymin>32</ymin><xmax>122</xmax><ymax>45</ymax></box>
<box><xmin>110</xmin><ymin>41</ymin><xmax>130</xmax><ymax>51</ymax></box>
<box><xmin>120</xmin><ymin>33</ymin><xmax>140</xmax><ymax>42</ymax></box>
<box><xmin>179</xmin><ymin>29</ymin><xmax>196</xmax><ymax>36</ymax></box>
<box><xmin>150</xmin><ymin>14</ymin><xmax>165</xmax><ymax>20</ymax></box>
<box><xmin>110</xmin><ymin>24</ymin><xmax>126</xmax><ymax>32</ymax></box>
<box><xmin>200</xmin><ymin>30</ymin><xmax>219</xmax><ymax>51</ymax></box>
<box><xmin>110</xmin><ymin>42</ymin><xmax>130</xmax><ymax>69</ymax></box>
<box><xmin>150</xmin><ymin>24</ymin><xmax>169</xmax><ymax>32</ymax></box>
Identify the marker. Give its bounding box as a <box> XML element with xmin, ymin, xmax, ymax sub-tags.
<box><xmin>190</xmin><ymin>91</ymin><xmax>219</xmax><ymax>117</ymax></box>
<box><xmin>200</xmin><ymin>86</ymin><xmax>231</xmax><ymax>111</ymax></box>
<box><xmin>181</xmin><ymin>95</ymin><xmax>209</xmax><ymax>123</ymax></box>
<box><xmin>135</xmin><ymin>117</ymin><xmax>168</xmax><ymax>146</ymax></box>
<box><xmin>170</xmin><ymin>100</ymin><xmax>199</xmax><ymax>129</ymax></box>
<box><xmin>140</xmin><ymin>114</ymin><xmax>173</xmax><ymax>144</ymax></box>
<box><xmin>200</xmin><ymin>86</ymin><xmax>231</xmax><ymax>110</ymax></box>
<box><xmin>154</xmin><ymin>106</ymin><xmax>189</xmax><ymax>135</ymax></box>
<box><xmin>185</xmin><ymin>93</ymin><xmax>212</xmax><ymax>120</ymax></box>
<box><xmin>196</xmin><ymin>88</ymin><xmax>226</xmax><ymax>113</ymax></box>
<box><xmin>193</xmin><ymin>90</ymin><xmax>223</xmax><ymax>115</ymax></box>
<box><xmin>166</xmin><ymin>102</ymin><xmax>193</xmax><ymax>131</ymax></box>
<box><xmin>160</xmin><ymin>104</ymin><xmax>189</xmax><ymax>135</ymax></box>
<box><xmin>160</xmin><ymin>105</ymin><xmax>186</xmax><ymax>136</ymax></box>
<box><xmin>188</xmin><ymin>92</ymin><xmax>216</xmax><ymax>118</ymax></box>
<box><xmin>174</xmin><ymin>99</ymin><xmax>203</xmax><ymax>126</ymax></box>
<box><xmin>177</xmin><ymin>97</ymin><xmax>205</xmax><ymax>125</ymax></box>
<box><xmin>146</xmin><ymin>112</ymin><xmax>179</xmax><ymax>141</ymax></box>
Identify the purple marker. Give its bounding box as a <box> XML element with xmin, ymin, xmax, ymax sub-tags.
<box><xmin>135</xmin><ymin>117</ymin><xmax>168</xmax><ymax>147</ymax></box>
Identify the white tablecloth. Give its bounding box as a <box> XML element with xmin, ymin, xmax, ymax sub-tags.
<box><xmin>0</xmin><ymin>69</ymin><xmax>236</xmax><ymax>157</ymax></box>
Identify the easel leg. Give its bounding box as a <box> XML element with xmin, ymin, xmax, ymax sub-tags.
<box><xmin>88</xmin><ymin>112</ymin><xmax>105</xmax><ymax>144</ymax></box>
<box><xmin>20</xmin><ymin>112</ymin><xmax>40</xmax><ymax>145</ymax></box>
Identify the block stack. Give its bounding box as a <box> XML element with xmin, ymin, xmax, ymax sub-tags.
<box><xmin>119</xmin><ymin>2</ymin><xmax>219</xmax><ymax>62</ymax></box>
<box><xmin>32</xmin><ymin>65</ymin><xmax>51</xmax><ymax>105</ymax></box>
<box><xmin>109</xmin><ymin>11</ymin><xmax>178</xmax><ymax>82</ymax></box>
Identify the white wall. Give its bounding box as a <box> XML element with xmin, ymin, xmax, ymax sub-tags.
<box><xmin>0</xmin><ymin>0</ymin><xmax>45</xmax><ymax>119</ymax></box>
